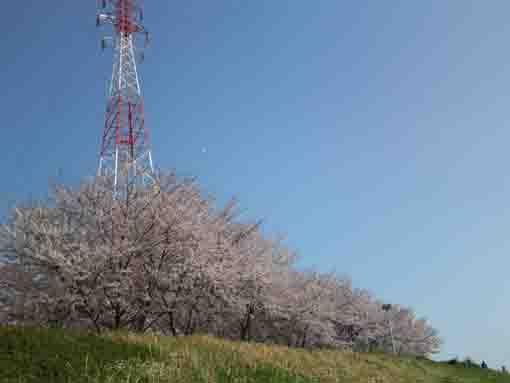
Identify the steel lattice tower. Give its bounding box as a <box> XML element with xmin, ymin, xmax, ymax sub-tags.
<box><xmin>96</xmin><ymin>0</ymin><xmax>154</xmax><ymax>195</ymax></box>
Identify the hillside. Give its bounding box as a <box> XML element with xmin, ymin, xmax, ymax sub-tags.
<box><xmin>0</xmin><ymin>326</ymin><xmax>507</xmax><ymax>383</ymax></box>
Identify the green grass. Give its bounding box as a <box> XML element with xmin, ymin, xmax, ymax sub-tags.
<box><xmin>0</xmin><ymin>326</ymin><xmax>508</xmax><ymax>383</ymax></box>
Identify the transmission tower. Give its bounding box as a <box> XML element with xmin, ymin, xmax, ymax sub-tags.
<box><xmin>96</xmin><ymin>0</ymin><xmax>154</xmax><ymax>196</ymax></box>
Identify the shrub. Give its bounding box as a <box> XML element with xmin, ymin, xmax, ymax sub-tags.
<box><xmin>447</xmin><ymin>357</ymin><xmax>458</xmax><ymax>365</ymax></box>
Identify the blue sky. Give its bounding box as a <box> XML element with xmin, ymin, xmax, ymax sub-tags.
<box><xmin>1</xmin><ymin>0</ymin><xmax>509</xmax><ymax>368</ymax></box>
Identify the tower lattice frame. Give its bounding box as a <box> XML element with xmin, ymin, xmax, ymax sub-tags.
<box><xmin>96</xmin><ymin>0</ymin><xmax>154</xmax><ymax>196</ymax></box>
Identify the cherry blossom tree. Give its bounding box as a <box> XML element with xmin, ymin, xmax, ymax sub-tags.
<box><xmin>0</xmin><ymin>172</ymin><xmax>441</xmax><ymax>357</ymax></box>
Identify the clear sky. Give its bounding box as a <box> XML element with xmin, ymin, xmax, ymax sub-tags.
<box><xmin>1</xmin><ymin>0</ymin><xmax>508</xmax><ymax>368</ymax></box>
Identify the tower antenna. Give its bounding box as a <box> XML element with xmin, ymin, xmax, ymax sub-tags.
<box><xmin>96</xmin><ymin>0</ymin><xmax>154</xmax><ymax>196</ymax></box>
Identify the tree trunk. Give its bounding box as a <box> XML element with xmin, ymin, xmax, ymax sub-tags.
<box><xmin>300</xmin><ymin>324</ymin><xmax>309</xmax><ymax>348</ymax></box>
<box><xmin>134</xmin><ymin>313</ymin><xmax>146</xmax><ymax>332</ymax></box>
<box><xmin>185</xmin><ymin>308</ymin><xmax>195</xmax><ymax>335</ymax></box>
<box><xmin>240</xmin><ymin>304</ymin><xmax>254</xmax><ymax>341</ymax></box>
<box><xmin>114</xmin><ymin>308</ymin><xmax>122</xmax><ymax>329</ymax></box>
<box><xmin>168</xmin><ymin>311</ymin><xmax>177</xmax><ymax>336</ymax></box>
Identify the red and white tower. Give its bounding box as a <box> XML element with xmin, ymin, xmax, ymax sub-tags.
<box><xmin>96</xmin><ymin>0</ymin><xmax>154</xmax><ymax>195</ymax></box>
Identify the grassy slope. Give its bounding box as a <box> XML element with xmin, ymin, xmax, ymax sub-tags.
<box><xmin>0</xmin><ymin>326</ymin><xmax>508</xmax><ymax>383</ymax></box>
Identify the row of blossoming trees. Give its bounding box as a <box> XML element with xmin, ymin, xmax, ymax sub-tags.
<box><xmin>0</xmin><ymin>172</ymin><xmax>441</xmax><ymax>356</ymax></box>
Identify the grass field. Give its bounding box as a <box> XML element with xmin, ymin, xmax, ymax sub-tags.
<box><xmin>0</xmin><ymin>326</ymin><xmax>508</xmax><ymax>382</ymax></box>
